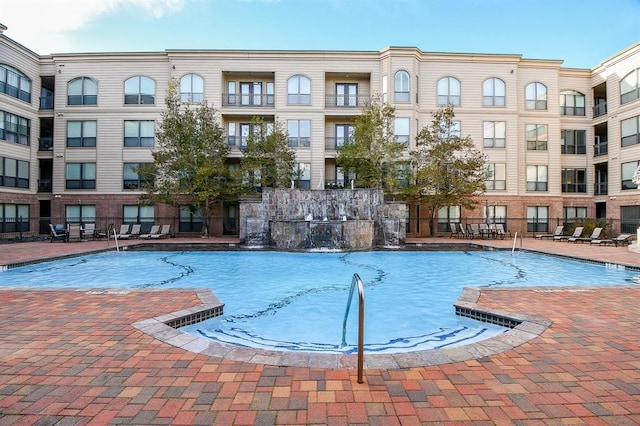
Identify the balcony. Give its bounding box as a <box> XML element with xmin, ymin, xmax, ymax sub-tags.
<box><xmin>39</xmin><ymin>137</ymin><xmax>53</xmax><ymax>151</ymax></box>
<box><xmin>39</xmin><ymin>94</ymin><xmax>54</xmax><ymax>110</ymax></box>
<box><xmin>594</xmin><ymin>182</ymin><xmax>608</xmax><ymax>196</ymax></box>
<box><xmin>325</xmin><ymin>94</ymin><xmax>370</xmax><ymax>108</ymax></box>
<box><xmin>221</xmin><ymin>93</ymin><xmax>274</xmax><ymax>107</ymax></box>
<box><xmin>594</xmin><ymin>141</ymin><xmax>608</xmax><ymax>157</ymax></box>
<box><xmin>325</xmin><ymin>137</ymin><xmax>348</xmax><ymax>151</ymax></box>
<box><xmin>38</xmin><ymin>179</ymin><xmax>52</xmax><ymax>193</ymax></box>
<box><xmin>593</xmin><ymin>101</ymin><xmax>607</xmax><ymax>118</ymax></box>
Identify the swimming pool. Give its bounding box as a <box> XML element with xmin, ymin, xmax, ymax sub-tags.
<box><xmin>1</xmin><ymin>249</ymin><xmax>638</xmax><ymax>354</ymax></box>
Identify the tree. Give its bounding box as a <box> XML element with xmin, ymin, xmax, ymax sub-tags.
<box><xmin>406</xmin><ymin>105</ymin><xmax>487</xmax><ymax>236</ymax></box>
<box><xmin>240</xmin><ymin>117</ymin><xmax>297</xmax><ymax>189</ymax></box>
<box><xmin>139</xmin><ymin>79</ymin><xmax>242</xmax><ymax>237</ymax></box>
<box><xmin>336</xmin><ymin>95</ymin><xmax>405</xmax><ymax>190</ymax></box>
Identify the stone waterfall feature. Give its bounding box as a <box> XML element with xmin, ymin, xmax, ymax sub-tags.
<box><xmin>239</xmin><ymin>188</ymin><xmax>407</xmax><ymax>250</ymax></box>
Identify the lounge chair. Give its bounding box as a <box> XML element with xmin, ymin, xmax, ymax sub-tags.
<box><xmin>536</xmin><ymin>225</ymin><xmax>564</xmax><ymax>240</ymax></box>
<box><xmin>494</xmin><ymin>224</ymin><xmax>511</xmax><ymax>239</ymax></box>
<box><xmin>82</xmin><ymin>223</ymin><xmax>96</xmax><ymax>240</ymax></box>
<box><xmin>555</xmin><ymin>226</ymin><xmax>583</xmax><ymax>242</ymax></box>
<box><xmin>67</xmin><ymin>223</ymin><xmax>82</xmax><ymax>242</ymax></box>
<box><xmin>119</xmin><ymin>224</ymin><xmax>141</xmax><ymax>239</ymax></box>
<box><xmin>448</xmin><ymin>223</ymin><xmax>459</xmax><ymax>238</ymax></box>
<box><xmin>458</xmin><ymin>223</ymin><xmax>470</xmax><ymax>239</ymax></box>
<box><xmin>150</xmin><ymin>224</ymin><xmax>171</xmax><ymax>239</ymax></box>
<box><xmin>569</xmin><ymin>227</ymin><xmax>602</xmax><ymax>243</ymax></box>
<box><xmin>49</xmin><ymin>223</ymin><xmax>68</xmax><ymax>243</ymax></box>
<box><xmin>139</xmin><ymin>225</ymin><xmax>161</xmax><ymax>239</ymax></box>
<box><xmin>590</xmin><ymin>233</ymin><xmax>633</xmax><ymax>247</ymax></box>
<box><xmin>113</xmin><ymin>224</ymin><xmax>130</xmax><ymax>239</ymax></box>
<box><xmin>479</xmin><ymin>223</ymin><xmax>490</xmax><ymax>238</ymax></box>
<box><xmin>467</xmin><ymin>223</ymin><xmax>481</xmax><ymax>239</ymax></box>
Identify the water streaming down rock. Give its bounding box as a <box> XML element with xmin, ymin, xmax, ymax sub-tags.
<box><xmin>239</xmin><ymin>188</ymin><xmax>407</xmax><ymax>249</ymax></box>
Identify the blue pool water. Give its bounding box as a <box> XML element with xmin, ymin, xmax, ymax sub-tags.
<box><xmin>1</xmin><ymin>250</ymin><xmax>638</xmax><ymax>354</ymax></box>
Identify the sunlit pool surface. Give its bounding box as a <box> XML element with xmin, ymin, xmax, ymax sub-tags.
<box><xmin>1</xmin><ymin>250</ymin><xmax>638</xmax><ymax>354</ymax></box>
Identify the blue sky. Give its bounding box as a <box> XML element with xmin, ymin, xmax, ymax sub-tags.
<box><xmin>1</xmin><ymin>0</ymin><xmax>639</xmax><ymax>69</ymax></box>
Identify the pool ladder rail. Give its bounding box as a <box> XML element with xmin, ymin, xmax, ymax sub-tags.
<box><xmin>342</xmin><ymin>273</ymin><xmax>365</xmax><ymax>383</ymax></box>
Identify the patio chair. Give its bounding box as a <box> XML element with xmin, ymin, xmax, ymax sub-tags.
<box><xmin>119</xmin><ymin>224</ymin><xmax>141</xmax><ymax>239</ymax></box>
<box><xmin>467</xmin><ymin>223</ymin><xmax>481</xmax><ymax>239</ymax></box>
<box><xmin>494</xmin><ymin>224</ymin><xmax>511</xmax><ymax>239</ymax></box>
<box><xmin>590</xmin><ymin>233</ymin><xmax>633</xmax><ymax>247</ymax></box>
<box><xmin>82</xmin><ymin>223</ymin><xmax>96</xmax><ymax>240</ymax></box>
<box><xmin>458</xmin><ymin>223</ymin><xmax>470</xmax><ymax>239</ymax></box>
<box><xmin>448</xmin><ymin>223</ymin><xmax>459</xmax><ymax>238</ymax></box>
<box><xmin>139</xmin><ymin>225</ymin><xmax>161</xmax><ymax>239</ymax></box>
<box><xmin>49</xmin><ymin>223</ymin><xmax>68</xmax><ymax>243</ymax></box>
<box><xmin>554</xmin><ymin>226</ymin><xmax>583</xmax><ymax>242</ymax></box>
<box><xmin>113</xmin><ymin>224</ymin><xmax>130</xmax><ymax>239</ymax></box>
<box><xmin>150</xmin><ymin>224</ymin><xmax>171</xmax><ymax>239</ymax></box>
<box><xmin>569</xmin><ymin>227</ymin><xmax>602</xmax><ymax>243</ymax></box>
<box><xmin>67</xmin><ymin>223</ymin><xmax>82</xmax><ymax>242</ymax></box>
<box><xmin>535</xmin><ymin>225</ymin><xmax>564</xmax><ymax>240</ymax></box>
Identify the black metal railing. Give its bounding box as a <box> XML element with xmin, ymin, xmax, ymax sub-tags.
<box><xmin>594</xmin><ymin>182</ymin><xmax>608</xmax><ymax>196</ymax></box>
<box><xmin>221</xmin><ymin>93</ymin><xmax>275</xmax><ymax>107</ymax></box>
<box><xmin>39</xmin><ymin>137</ymin><xmax>53</xmax><ymax>151</ymax></box>
<box><xmin>594</xmin><ymin>141</ymin><xmax>608</xmax><ymax>156</ymax></box>
<box><xmin>325</xmin><ymin>94</ymin><xmax>370</xmax><ymax>108</ymax></box>
<box><xmin>593</xmin><ymin>101</ymin><xmax>607</xmax><ymax>118</ymax></box>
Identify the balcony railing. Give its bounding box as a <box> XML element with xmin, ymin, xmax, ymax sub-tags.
<box><xmin>593</xmin><ymin>101</ymin><xmax>607</xmax><ymax>118</ymax></box>
<box><xmin>325</xmin><ymin>94</ymin><xmax>369</xmax><ymax>108</ymax></box>
<box><xmin>594</xmin><ymin>141</ymin><xmax>608</xmax><ymax>157</ymax></box>
<box><xmin>221</xmin><ymin>93</ymin><xmax>274</xmax><ymax>107</ymax></box>
<box><xmin>38</xmin><ymin>179</ymin><xmax>52</xmax><ymax>193</ymax></box>
<box><xmin>287</xmin><ymin>137</ymin><xmax>310</xmax><ymax>148</ymax></box>
<box><xmin>325</xmin><ymin>137</ymin><xmax>349</xmax><ymax>151</ymax></box>
<box><xmin>39</xmin><ymin>137</ymin><xmax>53</xmax><ymax>151</ymax></box>
<box><xmin>39</xmin><ymin>95</ymin><xmax>54</xmax><ymax>110</ymax></box>
<box><xmin>594</xmin><ymin>182</ymin><xmax>608</xmax><ymax>196</ymax></box>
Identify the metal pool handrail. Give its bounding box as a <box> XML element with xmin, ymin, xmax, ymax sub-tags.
<box><xmin>341</xmin><ymin>273</ymin><xmax>364</xmax><ymax>383</ymax></box>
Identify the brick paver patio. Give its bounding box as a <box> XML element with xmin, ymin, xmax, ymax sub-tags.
<box><xmin>1</xmin><ymin>238</ymin><xmax>639</xmax><ymax>424</ymax></box>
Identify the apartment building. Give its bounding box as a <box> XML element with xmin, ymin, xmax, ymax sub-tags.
<box><xmin>0</xmin><ymin>23</ymin><xmax>639</xmax><ymax>238</ymax></box>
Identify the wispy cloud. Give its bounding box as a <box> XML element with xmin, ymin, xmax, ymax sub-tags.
<box><xmin>0</xmin><ymin>0</ymin><xmax>186</xmax><ymax>54</ymax></box>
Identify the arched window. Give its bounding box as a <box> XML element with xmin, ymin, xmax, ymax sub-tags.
<box><xmin>621</xmin><ymin>69</ymin><xmax>640</xmax><ymax>104</ymax></box>
<box><xmin>394</xmin><ymin>70</ymin><xmax>410</xmax><ymax>102</ymax></box>
<box><xmin>124</xmin><ymin>76</ymin><xmax>155</xmax><ymax>104</ymax></box>
<box><xmin>437</xmin><ymin>77</ymin><xmax>460</xmax><ymax>106</ymax></box>
<box><xmin>483</xmin><ymin>77</ymin><xmax>505</xmax><ymax>106</ymax></box>
<box><xmin>0</xmin><ymin>64</ymin><xmax>31</xmax><ymax>103</ymax></box>
<box><xmin>525</xmin><ymin>82</ymin><xmax>547</xmax><ymax>110</ymax></box>
<box><xmin>180</xmin><ymin>74</ymin><xmax>203</xmax><ymax>103</ymax></box>
<box><xmin>560</xmin><ymin>90</ymin><xmax>585</xmax><ymax>116</ymax></box>
<box><xmin>287</xmin><ymin>75</ymin><xmax>311</xmax><ymax>104</ymax></box>
<box><xmin>67</xmin><ymin>77</ymin><xmax>97</xmax><ymax>105</ymax></box>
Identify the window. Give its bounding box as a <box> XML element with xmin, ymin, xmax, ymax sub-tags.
<box><xmin>335</xmin><ymin>166</ymin><xmax>355</xmax><ymax>188</ymax></box>
<box><xmin>287</xmin><ymin>120</ymin><xmax>311</xmax><ymax>147</ymax></box>
<box><xmin>180</xmin><ymin>73</ymin><xmax>203</xmax><ymax>103</ymax></box>
<box><xmin>561</xmin><ymin>130</ymin><xmax>586</xmax><ymax>154</ymax></box>
<box><xmin>0</xmin><ymin>64</ymin><xmax>31</xmax><ymax>102</ymax></box>
<box><xmin>394</xmin><ymin>118</ymin><xmax>410</xmax><ymax>144</ymax></box>
<box><xmin>0</xmin><ymin>204</ymin><xmax>29</xmax><ymax>233</ymax></box>
<box><xmin>266</xmin><ymin>82</ymin><xmax>274</xmax><ymax>105</ymax></box>
<box><xmin>621</xmin><ymin>115</ymin><xmax>640</xmax><ymax>147</ymax></box>
<box><xmin>560</xmin><ymin>90</ymin><xmax>585</xmax><ymax>116</ymax></box>
<box><xmin>437</xmin><ymin>77</ymin><xmax>460</xmax><ymax>106</ymax></box>
<box><xmin>483</xmin><ymin>121</ymin><xmax>506</xmax><ymax>148</ymax></box>
<box><xmin>67</xmin><ymin>121</ymin><xmax>96</xmax><ymax>147</ymax></box>
<box><xmin>382</xmin><ymin>75</ymin><xmax>388</xmax><ymax>104</ymax></box>
<box><xmin>394</xmin><ymin>70</ymin><xmax>410</xmax><ymax>102</ymax></box>
<box><xmin>239</xmin><ymin>122</ymin><xmax>273</xmax><ymax>149</ymax></box>
<box><xmin>240</xmin><ymin>82</ymin><xmax>262</xmax><ymax>106</ymax></box>
<box><xmin>226</xmin><ymin>81</ymin><xmax>236</xmax><ymax>105</ymax></box>
<box><xmin>620</xmin><ymin>69</ymin><xmax>639</xmax><ymax>104</ymax></box>
<box><xmin>66</xmin><ymin>163</ymin><xmax>96</xmax><ymax>189</ymax></box>
<box><xmin>123</xmin><ymin>205</ymin><xmax>154</xmax><ymax>231</ymax></box>
<box><xmin>124</xmin><ymin>120</ymin><xmax>155</xmax><ymax>147</ymax></box>
<box><xmin>621</xmin><ymin>206</ymin><xmax>640</xmax><ymax>233</ymax></box>
<box><xmin>525</xmin><ymin>82</ymin><xmax>547</xmax><ymax>110</ymax></box>
<box><xmin>227</xmin><ymin>122</ymin><xmax>237</xmax><ymax>146</ymax></box>
<box><xmin>336</xmin><ymin>83</ymin><xmax>358</xmax><ymax>107</ymax></box>
<box><xmin>483</xmin><ymin>78</ymin><xmax>505</xmax><ymax>106</ymax></box>
<box><xmin>526</xmin><ymin>124</ymin><xmax>547</xmax><ymax>151</ymax></box>
<box><xmin>287</xmin><ymin>75</ymin><xmax>310</xmax><ymax>104</ymax></box>
<box><xmin>562</xmin><ymin>169</ymin><xmax>587</xmax><ymax>192</ymax></box>
<box><xmin>124</xmin><ymin>76</ymin><xmax>155</xmax><ymax>104</ymax></box>
<box><xmin>485</xmin><ymin>205</ymin><xmax>507</xmax><ymax>225</ymax></box>
<box><xmin>440</xmin><ymin>120</ymin><xmax>461</xmax><ymax>139</ymax></box>
<box><xmin>526</xmin><ymin>165</ymin><xmax>548</xmax><ymax>191</ymax></box>
<box><xmin>335</xmin><ymin>124</ymin><xmax>354</xmax><ymax>148</ymax></box>
<box><xmin>0</xmin><ymin>157</ymin><xmax>29</xmax><ymax>189</ymax></box>
<box><xmin>437</xmin><ymin>206</ymin><xmax>460</xmax><ymax>232</ymax></box>
<box><xmin>179</xmin><ymin>205</ymin><xmax>202</xmax><ymax>233</ymax></box>
<box><xmin>293</xmin><ymin>163</ymin><xmax>311</xmax><ymax>190</ymax></box>
<box><xmin>67</xmin><ymin>77</ymin><xmax>97</xmax><ymax>105</ymax></box>
<box><xmin>0</xmin><ymin>110</ymin><xmax>30</xmax><ymax>145</ymax></box>
<box><xmin>485</xmin><ymin>163</ymin><xmax>506</xmax><ymax>190</ymax></box>
<box><xmin>527</xmin><ymin>206</ymin><xmax>548</xmax><ymax>233</ymax></box>
<box><xmin>622</xmin><ymin>161</ymin><xmax>640</xmax><ymax>190</ymax></box>
<box><xmin>65</xmin><ymin>205</ymin><xmax>96</xmax><ymax>224</ymax></box>
<box><xmin>563</xmin><ymin>207</ymin><xmax>587</xmax><ymax>226</ymax></box>
<box><xmin>123</xmin><ymin>162</ymin><xmax>151</xmax><ymax>190</ymax></box>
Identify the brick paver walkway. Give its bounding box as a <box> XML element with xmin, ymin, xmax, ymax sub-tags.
<box><xmin>1</xmin><ymin>238</ymin><xmax>639</xmax><ymax>424</ymax></box>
